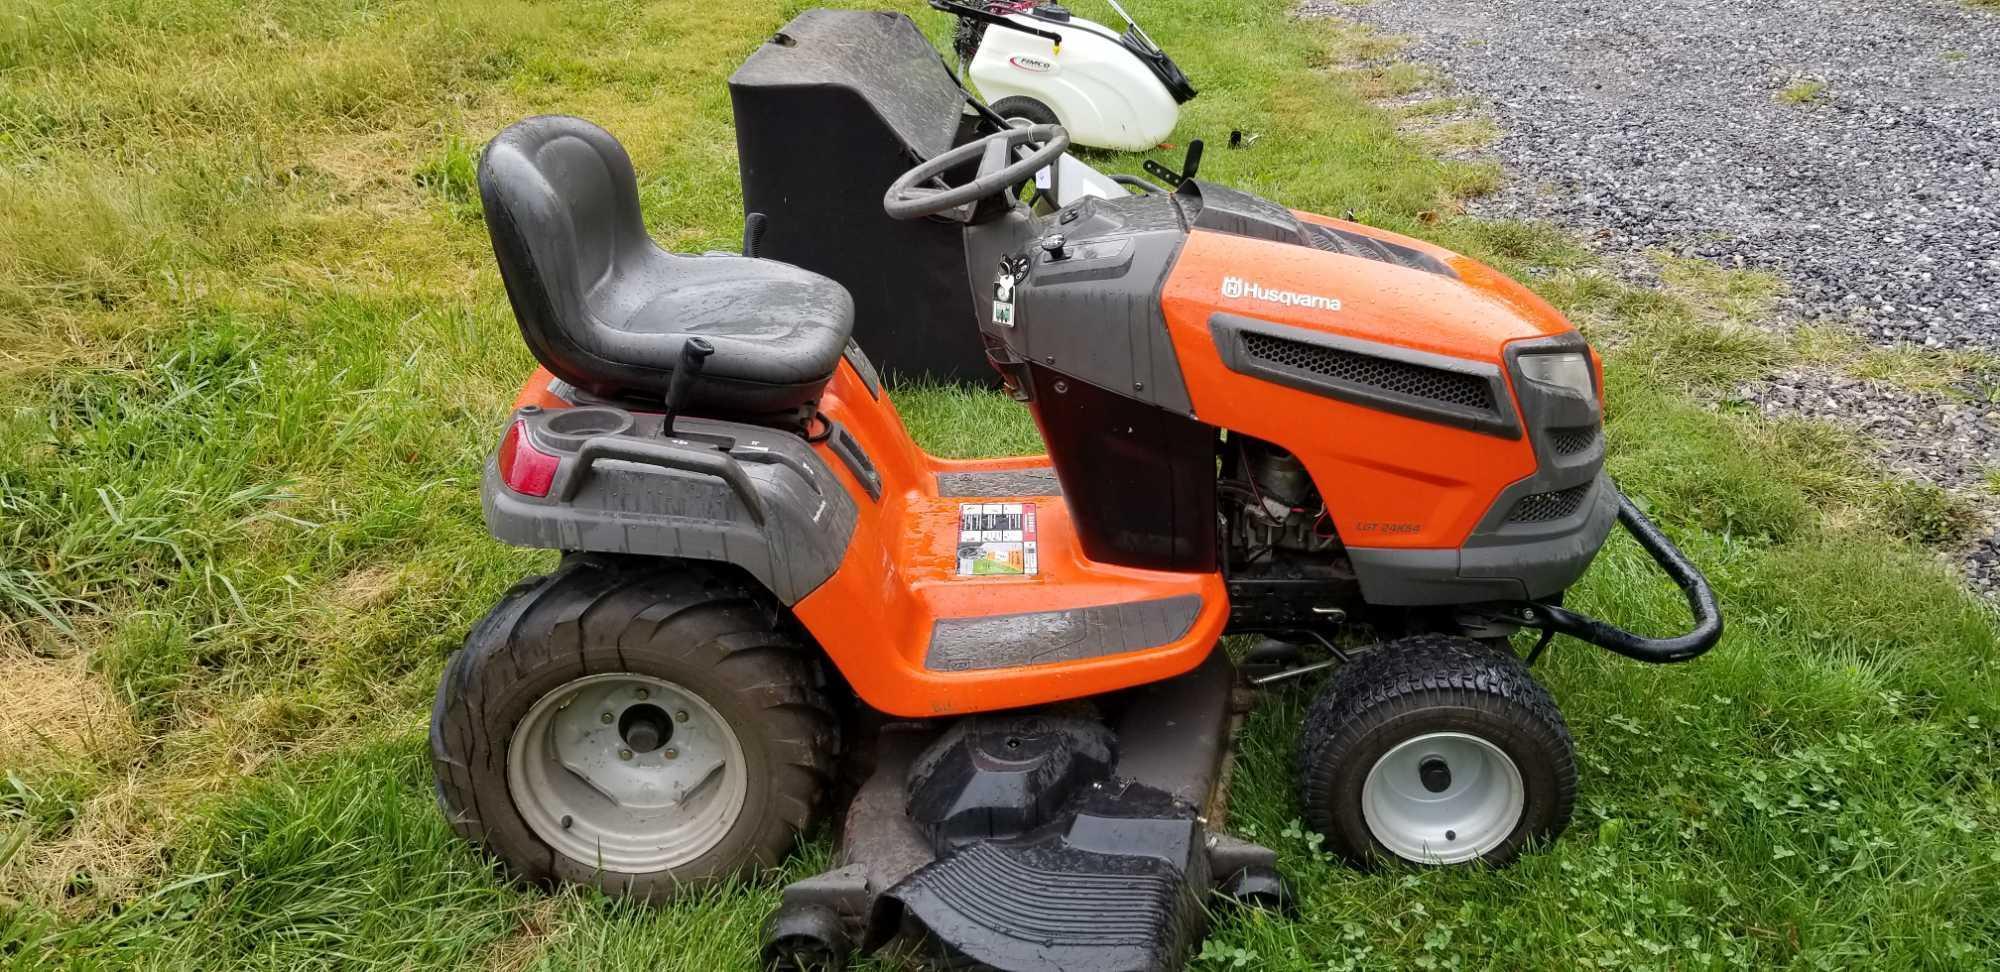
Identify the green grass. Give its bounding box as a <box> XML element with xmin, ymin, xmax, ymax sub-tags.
<box><xmin>1777</xmin><ymin>78</ymin><xmax>1828</xmax><ymax>105</ymax></box>
<box><xmin>1</xmin><ymin>0</ymin><xmax>1996</xmax><ymax>968</ymax></box>
<box><xmin>1849</xmin><ymin>345</ymin><xmax>2000</xmax><ymax>398</ymax></box>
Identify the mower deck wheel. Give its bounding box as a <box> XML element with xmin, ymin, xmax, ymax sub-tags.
<box><xmin>761</xmin><ymin>902</ymin><xmax>852</xmax><ymax>971</ymax></box>
<box><xmin>430</xmin><ymin>554</ymin><xmax>837</xmax><ymax>902</ymax></box>
<box><xmin>1297</xmin><ymin>634</ymin><xmax>1575</xmax><ymax>868</ymax></box>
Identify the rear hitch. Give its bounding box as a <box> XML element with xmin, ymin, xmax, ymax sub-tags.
<box><xmin>1517</xmin><ymin>490</ymin><xmax>1724</xmax><ymax>664</ymax></box>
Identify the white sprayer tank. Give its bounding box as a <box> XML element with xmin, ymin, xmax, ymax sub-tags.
<box><xmin>968</xmin><ymin>11</ymin><xmax>1182</xmax><ymax>152</ymax></box>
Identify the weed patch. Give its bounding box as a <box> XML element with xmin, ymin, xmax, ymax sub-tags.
<box><xmin>1778</xmin><ymin>77</ymin><xmax>1828</xmax><ymax>104</ymax></box>
<box><xmin>414</xmin><ymin>136</ymin><xmax>483</xmax><ymax>221</ymax></box>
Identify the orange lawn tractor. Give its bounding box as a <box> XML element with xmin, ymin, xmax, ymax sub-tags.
<box><xmin>427</xmin><ymin>10</ymin><xmax>1721</xmax><ymax>972</ymax></box>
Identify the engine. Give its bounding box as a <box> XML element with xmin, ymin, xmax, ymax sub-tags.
<box><xmin>1224</xmin><ymin>437</ymin><xmax>1340</xmax><ymax>564</ymax></box>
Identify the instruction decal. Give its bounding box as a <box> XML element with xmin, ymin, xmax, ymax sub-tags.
<box><xmin>956</xmin><ymin>502</ymin><xmax>1038</xmax><ymax>576</ymax></box>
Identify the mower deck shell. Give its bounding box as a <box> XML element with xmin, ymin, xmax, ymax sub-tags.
<box><xmin>767</xmin><ymin>651</ymin><xmax>1276</xmax><ymax>970</ymax></box>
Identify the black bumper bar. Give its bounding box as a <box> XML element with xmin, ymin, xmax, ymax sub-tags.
<box><xmin>1528</xmin><ymin>492</ymin><xmax>1723</xmax><ymax>663</ymax></box>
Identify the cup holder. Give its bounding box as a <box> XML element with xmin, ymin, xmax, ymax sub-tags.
<box><xmin>536</xmin><ymin>406</ymin><xmax>634</xmax><ymax>449</ymax></box>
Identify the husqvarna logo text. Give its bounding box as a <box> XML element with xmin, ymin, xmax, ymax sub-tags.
<box><xmin>1220</xmin><ymin>276</ymin><xmax>1342</xmax><ymax>311</ymax></box>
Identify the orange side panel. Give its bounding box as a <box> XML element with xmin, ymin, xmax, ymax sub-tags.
<box><xmin>792</xmin><ymin>363</ymin><xmax>1226</xmax><ymax>718</ymax></box>
<box><xmin>1162</xmin><ymin>227</ymin><xmax>1560</xmax><ymax>549</ymax></box>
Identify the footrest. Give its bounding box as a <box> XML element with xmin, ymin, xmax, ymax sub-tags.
<box><xmin>926</xmin><ymin>594</ymin><xmax>1205</xmax><ymax>672</ymax></box>
<box><xmin>889</xmin><ymin>836</ymin><xmax>1201</xmax><ymax>972</ymax></box>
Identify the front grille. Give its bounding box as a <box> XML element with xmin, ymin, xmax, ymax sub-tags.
<box><xmin>1508</xmin><ymin>483</ymin><xmax>1591</xmax><ymax>523</ymax></box>
<box><xmin>1299</xmin><ymin>222</ymin><xmax>1458</xmax><ymax>278</ymax></box>
<box><xmin>1241</xmin><ymin>332</ymin><xmax>1496</xmax><ymax>411</ymax></box>
<box><xmin>1549</xmin><ymin>425</ymin><xmax>1598</xmax><ymax>455</ymax></box>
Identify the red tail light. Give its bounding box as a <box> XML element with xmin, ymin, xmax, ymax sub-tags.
<box><xmin>497</xmin><ymin>421</ymin><xmax>560</xmax><ymax>497</ymax></box>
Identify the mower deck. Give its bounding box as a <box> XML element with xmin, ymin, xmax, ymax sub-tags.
<box><xmin>763</xmin><ymin>651</ymin><xmax>1283</xmax><ymax>971</ymax></box>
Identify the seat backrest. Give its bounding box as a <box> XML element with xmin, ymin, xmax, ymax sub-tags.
<box><xmin>477</xmin><ymin>116</ymin><xmax>658</xmax><ymax>395</ymax></box>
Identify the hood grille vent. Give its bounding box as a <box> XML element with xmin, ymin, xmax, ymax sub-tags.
<box><xmin>1240</xmin><ymin>331</ymin><xmax>1496</xmax><ymax>412</ymax></box>
<box><xmin>1549</xmin><ymin>425</ymin><xmax>1599</xmax><ymax>456</ymax></box>
<box><xmin>1508</xmin><ymin>483</ymin><xmax>1591</xmax><ymax>523</ymax></box>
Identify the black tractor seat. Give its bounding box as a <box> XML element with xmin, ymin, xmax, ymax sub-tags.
<box><xmin>478</xmin><ymin>115</ymin><xmax>855</xmax><ymax>414</ymax></box>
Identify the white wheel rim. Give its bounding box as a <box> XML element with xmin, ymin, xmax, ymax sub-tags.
<box><xmin>507</xmin><ymin>673</ymin><xmax>748</xmax><ymax>873</ymax></box>
<box><xmin>1361</xmin><ymin>731</ymin><xmax>1525</xmax><ymax>864</ymax></box>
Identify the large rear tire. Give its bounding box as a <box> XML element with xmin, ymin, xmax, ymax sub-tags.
<box><xmin>430</xmin><ymin>554</ymin><xmax>837</xmax><ymax>901</ymax></box>
<box><xmin>1297</xmin><ymin>634</ymin><xmax>1574</xmax><ymax>868</ymax></box>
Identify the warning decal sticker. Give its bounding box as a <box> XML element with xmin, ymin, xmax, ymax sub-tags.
<box><xmin>956</xmin><ymin>503</ymin><xmax>1038</xmax><ymax>576</ymax></box>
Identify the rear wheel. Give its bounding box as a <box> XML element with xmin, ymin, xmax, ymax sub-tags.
<box><xmin>431</xmin><ymin>555</ymin><xmax>837</xmax><ymax>901</ymax></box>
<box><xmin>1297</xmin><ymin>634</ymin><xmax>1574</xmax><ymax>867</ymax></box>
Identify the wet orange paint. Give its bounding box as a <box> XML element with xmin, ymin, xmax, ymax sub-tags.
<box><xmin>499</xmin><ymin>211</ymin><xmax>1588</xmax><ymax>718</ymax></box>
<box><xmin>790</xmin><ymin>363</ymin><xmax>1226</xmax><ymax>718</ymax></box>
<box><xmin>1163</xmin><ymin>225</ymin><xmax>1567</xmax><ymax>549</ymax></box>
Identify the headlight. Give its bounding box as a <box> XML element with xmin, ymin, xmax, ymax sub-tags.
<box><xmin>1518</xmin><ymin>352</ymin><xmax>1596</xmax><ymax>403</ymax></box>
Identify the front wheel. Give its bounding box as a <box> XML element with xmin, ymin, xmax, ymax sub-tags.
<box><xmin>430</xmin><ymin>555</ymin><xmax>837</xmax><ymax>901</ymax></box>
<box><xmin>1297</xmin><ymin>635</ymin><xmax>1575</xmax><ymax>868</ymax></box>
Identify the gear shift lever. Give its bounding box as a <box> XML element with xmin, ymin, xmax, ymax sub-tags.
<box><xmin>661</xmin><ymin>337</ymin><xmax>715</xmax><ymax>437</ymax></box>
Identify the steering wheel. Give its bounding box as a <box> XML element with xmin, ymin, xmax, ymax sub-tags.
<box><xmin>883</xmin><ymin>124</ymin><xmax>1070</xmax><ymax>221</ymax></box>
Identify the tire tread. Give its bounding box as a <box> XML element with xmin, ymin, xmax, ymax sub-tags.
<box><xmin>1296</xmin><ymin>634</ymin><xmax>1576</xmax><ymax>867</ymax></box>
<box><xmin>429</xmin><ymin>555</ymin><xmax>838</xmax><ymax>901</ymax></box>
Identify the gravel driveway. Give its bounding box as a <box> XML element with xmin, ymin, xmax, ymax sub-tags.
<box><xmin>1303</xmin><ymin>0</ymin><xmax>2000</xmax><ymax>349</ymax></box>
<box><xmin>1301</xmin><ymin>0</ymin><xmax>2000</xmax><ymax>598</ymax></box>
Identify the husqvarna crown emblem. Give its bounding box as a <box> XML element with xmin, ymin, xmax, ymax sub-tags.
<box><xmin>1221</xmin><ymin>275</ymin><xmax>1342</xmax><ymax>311</ymax></box>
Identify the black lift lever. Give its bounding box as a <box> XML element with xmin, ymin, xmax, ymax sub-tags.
<box><xmin>661</xmin><ymin>337</ymin><xmax>715</xmax><ymax>437</ymax></box>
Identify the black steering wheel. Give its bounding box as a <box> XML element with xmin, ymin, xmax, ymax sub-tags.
<box><xmin>883</xmin><ymin>124</ymin><xmax>1070</xmax><ymax>221</ymax></box>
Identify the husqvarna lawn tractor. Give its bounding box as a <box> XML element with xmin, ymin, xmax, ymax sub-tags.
<box><xmin>428</xmin><ymin>10</ymin><xmax>1721</xmax><ymax>972</ymax></box>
